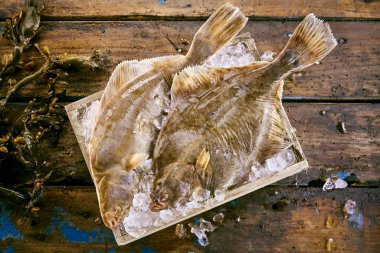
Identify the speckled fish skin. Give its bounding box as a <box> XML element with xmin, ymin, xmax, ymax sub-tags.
<box><xmin>150</xmin><ymin>14</ymin><xmax>337</xmax><ymax>211</ymax></box>
<box><xmin>87</xmin><ymin>3</ymin><xmax>248</xmax><ymax>228</ymax></box>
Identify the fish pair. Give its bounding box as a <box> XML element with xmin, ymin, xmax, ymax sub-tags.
<box><xmin>88</xmin><ymin>2</ymin><xmax>337</xmax><ymax>228</ymax></box>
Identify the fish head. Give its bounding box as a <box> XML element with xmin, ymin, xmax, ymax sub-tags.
<box><xmin>99</xmin><ymin>172</ymin><xmax>138</xmax><ymax>228</ymax></box>
<box><xmin>150</xmin><ymin>162</ymin><xmax>200</xmax><ymax>212</ymax></box>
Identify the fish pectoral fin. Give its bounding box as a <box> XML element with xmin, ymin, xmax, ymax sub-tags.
<box><xmin>126</xmin><ymin>153</ymin><xmax>149</xmax><ymax>170</ymax></box>
<box><xmin>195</xmin><ymin>148</ymin><xmax>214</xmax><ymax>189</ymax></box>
<box><xmin>196</xmin><ymin>147</ymin><xmax>211</xmax><ymax>173</ymax></box>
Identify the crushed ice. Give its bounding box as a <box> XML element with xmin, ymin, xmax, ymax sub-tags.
<box><xmin>205</xmin><ymin>42</ymin><xmax>256</xmax><ymax>67</ymax></box>
<box><xmin>175</xmin><ymin>223</ymin><xmax>187</xmax><ymax>239</ymax></box>
<box><xmin>73</xmin><ymin>40</ymin><xmax>296</xmax><ymax>238</ymax></box>
<box><xmin>74</xmin><ymin>100</ymin><xmax>100</xmax><ymax>146</ymax></box>
<box><xmin>261</xmin><ymin>51</ymin><xmax>275</xmax><ymax>61</ymax></box>
<box><xmin>212</xmin><ymin>213</ymin><xmax>224</xmax><ymax>223</ymax></box>
<box><xmin>323</xmin><ymin>178</ymin><xmax>348</xmax><ymax>191</ymax></box>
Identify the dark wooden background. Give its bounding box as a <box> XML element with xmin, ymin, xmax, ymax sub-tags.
<box><xmin>0</xmin><ymin>1</ymin><xmax>379</xmax><ymax>252</ymax></box>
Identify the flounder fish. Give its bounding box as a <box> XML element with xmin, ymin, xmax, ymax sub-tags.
<box><xmin>150</xmin><ymin>14</ymin><xmax>337</xmax><ymax>211</ymax></box>
<box><xmin>88</xmin><ymin>3</ymin><xmax>248</xmax><ymax>228</ymax></box>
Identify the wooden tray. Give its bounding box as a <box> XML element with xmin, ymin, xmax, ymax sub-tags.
<box><xmin>65</xmin><ymin>34</ymin><xmax>309</xmax><ymax>245</ymax></box>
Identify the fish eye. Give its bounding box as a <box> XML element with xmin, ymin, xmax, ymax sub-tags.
<box><xmin>153</xmin><ymin>185</ymin><xmax>160</xmax><ymax>194</ymax></box>
<box><xmin>160</xmin><ymin>193</ymin><xmax>169</xmax><ymax>202</ymax></box>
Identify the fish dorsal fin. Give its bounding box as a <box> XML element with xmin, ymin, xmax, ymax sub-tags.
<box><xmin>196</xmin><ymin>147</ymin><xmax>210</xmax><ymax>172</ymax></box>
<box><xmin>171</xmin><ymin>65</ymin><xmax>220</xmax><ymax>110</ymax></box>
<box><xmin>257</xmin><ymin>81</ymin><xmax>291</xmax><ymax>163</ymax></box>
<box><xmin>95</xmin><ymin>59</ymin><xmax>151</xmax><ymax>123</ymax></box>
<box><xmin>126</xmin><ymin>153</ymin><xmax>149</xmax><ymax>171</ymax></box>
<box><xmin>95</xmin><ymin>55</ymin><xmax>182</xmax><ymax>124</ymax></box>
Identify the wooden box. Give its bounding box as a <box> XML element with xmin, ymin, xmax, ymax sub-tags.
<box><xmin>65</xmin><ymin>34</ymin><xmax>308</xmax><ymax>245</ymax></box>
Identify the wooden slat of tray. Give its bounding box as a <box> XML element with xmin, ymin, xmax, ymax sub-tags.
<box><xmin>0</xmin><ymin>21</ymin><xmax>379</xmax><ymax>99</ymax></box>
<box><xmin>66</xmin><ymin>91</ymin><xmax>308</xmax><ymax>245</ymax></box>
<box><xmin>1</xmin><ymin>186</ymin><xmax>379</xmax><ymax>252</ymax></box>
<box><xmin>1</xmin><ymin>0</ymin><xmax>379</xmax><ymax>20</ymax></box>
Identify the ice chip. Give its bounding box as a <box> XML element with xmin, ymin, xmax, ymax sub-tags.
<box><xmin>261</xmin><ymin>51</ymin><xmax>274</xmax><ymax>61</ymax></box>
<box><xmin>191</xmin><ymin>188</ymin><xmax>211</xmax><ymax>202</ymax></box>
<box><xmin>323</xmin><ymin>178</ymin><xmax>335</xmax><ymax>191</ymax></box>
<box><xmin>214</xmin><ymin>189</ymin><xmax>226</xmax><ymax>202</ymax></box>
<box><xmin>199</xmin><ymin>218</ymin><xmax>216</xmax><ymax>232</ymax></box>
<box><xmin>175</xmin><ymin>223</ymin><xmax>187</xmax><ymax>239</ymax></box>
<box><xmin>190</xmin><ymin>226</ymin><xmax>209</xmax><ymax>247</ymax></box>
<box><xmin>206</xmin><ymin>42</ymin><xmax>255</xmax><ymax>67</ymax></box>
<box><xmin>159</xmin><ymin>209</ymin><xmax>174</xmax><ymax>223</ymax></box>
<box><xmin>343</xmin><ymin>200</ymin><xmax>357</xmax><ymax>218</ymax></box>
<box><xmin>132</xmin><ymin>193</ymin><xmax>151</xmax><ymax>211</ymax></box>
<box><xmin>76</xmin><ymin>100</ymin><xmax>100</xmax><ymax>146</ymax></box>
<box><xmin>123</xmin><ymin>210</ymin><xmax>154</xmax><ymax>228</ymax></box>
<box><xmin>124</xmin><ymin>226</ymin><xmax>147</xmax><ymax>238</ymax></box>
<box><xmin>334</xmin><ymin>178</ymin><xmax>348</xmax><ymax>189</ymax></box>
<box><xmin>212</xmin><ymin>213</ymin><xmax>224</xmax><ymax>223</ymax></box>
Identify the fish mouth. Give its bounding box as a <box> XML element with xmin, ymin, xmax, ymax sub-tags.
<box><xmin>103</xmin><ymin>206</ymin><xmax>130</xmax><ymax>228</ymax></box>
<box><xmin>149</xmin><ymin>200</ymin><xmax>169</xmax><ymax>212</ymax></box>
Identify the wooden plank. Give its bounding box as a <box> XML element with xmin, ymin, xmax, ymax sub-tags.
<box><xmin>0</xmin><ymin>186</ymin><xmax>379</xmax><ymax>252</ymax></box>
<box><xmin>0</xmin><ymin>21</ymin><xmax>378</xmax><ymax>100</ymax></box>
<box><xmin>1</xmin><ymin>0</ymin><xmax>379</xmax><ymax>20</ymax></box>
<box><xmin>1</xmin><ymin>103</ymin><xmax>379</xmax><ymax>186</ymax></box>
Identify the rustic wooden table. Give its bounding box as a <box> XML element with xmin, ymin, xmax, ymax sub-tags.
<box><xmin>0</xmin><ymin>1</ymin><xmax>379</xmax><ymax>252</ymax></box>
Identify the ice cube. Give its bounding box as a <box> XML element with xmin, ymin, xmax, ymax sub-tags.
<box><xmin>205</xmin><ymin>42</ymin><xmax>255</xmax><ymax>68</ymax></box>
<box><xmin>343</xmin><ymin>200</ymin><xmax>357</xmax><ymax>217</ymax></box>
<box><xmin>199</xmin><ymin>218</ymin><xmax>216</xmax><ymax>232</ymax></box>
<box><xmin>323</xmin><ymin>178</ymin><xmax>335</xmax><ymax>191</ymax></box>
<box><xmin>265</xmin><ymin>149</ymin><xmax>295</xmax><ymax>172</ymax></box>
<box><xmin>123</xmin><ymin>210</ymin><xmax>154</xmax><ymax>228</ymax></box>
<box><xmin>159</xmin><ymin>209</ymin><xmax>174</xmax><ymax>223</ymax></box>
<box><xmin>334</xmin><ymin>178</ymin><xmax>348</xmax><ymax>189</ymax></box>
<box><xmin>185</xmin><ymin>200</ymin><xmax>200</xmax><ymax>210</ymax></box>
<box><xmin>190</xmin><ymin>226</ymin><xmax>209</xmax><ymax>247</ymax></box>
<box><xmin>214</xmin><ymin>189</ymin><xmax>226</xmax><ymax>202</ymax></box>
<box><xmin>124</xmin><ymin>226</ymin><xmax>147</xmax><ymax>238</ymax></box>
<box><xmin>175</xmin><ymin>223</ymin><xmax>187</xmax><ymax>239</ymax></box>
<box><xmin>212</xmin><ymin>213</ymin><xmax>224</xmax><ymax>223</ymax></box>
<box><xmin>261</xmin><ymin>51</ymin><xmax>274</xmax><ymax>61</ymax></box>
<box><xmin>191</xmin><ymin>188</ymin><xmax>211</xmax><ymax>202</ymax></box>
<box><xmin>132</xmin><ymin>193</ymin><xmax>151</xmax><ymax>211</ymax></box>
<box><xmin>76</xmin><ymin>100</ymin><xmax>100</xmax><ymax>146</ymax></box>
<box><xmin>251</xmin><ymin>162</ymin><xmax>265</xmax><ymax>179</ymax></box>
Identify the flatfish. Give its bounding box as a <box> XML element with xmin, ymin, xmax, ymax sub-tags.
<box><xmin>150</xmin><ymin>14</ymin><xmax>337</xmax><ymax>211</ymax></box>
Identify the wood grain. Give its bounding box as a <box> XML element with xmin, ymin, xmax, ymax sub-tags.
<box><xmin>1</xmin><ymin>0</ymin><xmax>379</xmax><ymax>20</ymax></box>
<box><xmin>1</xmin><ymin>103</ymin><xmax>378</xmax><ymax>186</ymax></box>
<box><xmin>0</xmin><ymin>21</ymin><xmax>379</xmax><ymax>99</ymax></box>
<box><xmin>1</xmin><ymin>186</ymin><xmax>379</xmax><ymax>252</ymax></box>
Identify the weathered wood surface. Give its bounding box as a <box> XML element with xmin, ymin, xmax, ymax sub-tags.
<box><xmin>0</xmin><ymin>21</ymin><xmax>379</xmax><ymax>99</ymax></box>
<box><xmin>0</xmin><ymin>1</ymin><xmax>379</xmax><ymax>252</ymax></box>
<box><xmin>1</xmin><ymin>103</ymin><xmax>378</xmax><ymax>186</ymax></box>
<box><xmin>1</xmin><ymin>0</ymin><xmax>379</xmax><ymax>20</ymax></box>
<box><xmin>0</xmin><ymin>186</ymin><xmax>379</xmax><ymax>252</ymax></box>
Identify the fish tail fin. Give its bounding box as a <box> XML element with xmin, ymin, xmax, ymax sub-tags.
<box><xmin>274</xmin><ymin>13</ymin><xmax>337</xmax><ymax>75</ymax></box>
<box><xmin>185</xmin><ymin>3</ymin><xmax>247</xmax><ymax>65</ymax></box>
